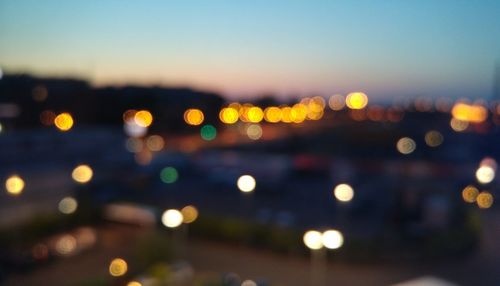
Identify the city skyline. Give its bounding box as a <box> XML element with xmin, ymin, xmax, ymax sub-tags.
<box><xmin>1</xmin><ymin>0</ymin><xmax>499</xmax><ymax>100</ymax></box>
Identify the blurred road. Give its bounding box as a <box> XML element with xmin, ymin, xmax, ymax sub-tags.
<box><xmin>5</xmin><ymin>209</ymin><xmax>500</xmax><ymax>286</ymax></box>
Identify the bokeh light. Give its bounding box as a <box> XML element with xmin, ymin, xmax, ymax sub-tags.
<box><xmin>184</xmin><ymin>108</ymin><xmax>205</xmax><ymax>126</ymax></box>
<box><xmin>247</xmin><ymin>107</ymin><xmax>264</xmax><ymax>123</ymax></box>
<box><xmin>58</xmin><ymin>196</ymin><xmax>78</xmax><ymax>214</ymax></box>
<box><xmin>134</xmin><ymin>110</ymin><xmax>153</xmax><ymax>127</ymax></box>
<box><xmin>127</xmin><ymin>282</ymin><xmax>142</xmax><ymax>286</ymax></box>
<box><xmin>477</xmin><ymin>192</ymin><xmax>494</xmax><ymax>209</ymax></box>
<box><xmin>262</xmin><ymin>107</ymin><xmax>280</xmax><ymax>123</ymax></box>
<box><xmin>424</xmin><ymin>130</ymin><xmax>444</xmax><ymax>147</ymax></box>
<box><xmin>160</xmin><ymin>167</ymin><xmax>178</xmax><ymax>184</ymax></box>
<box><xmin>480</xmin><ymin>157</ymin><xmax>497</xmax><ymax>171</ymax></box>
<box><xmin>54</xmin><ymin>112</ymin><xmax>74</xmax><ymax>131</ymax></box>
<box><xmin>72</xmin><ymin>165</ymin><xmax>93</xmax><ymax>184</ymax></box>
<box><xmin>5</xmin><ymin>175</ymin><xmax>25</xmax><ymax>196</ymax></box>
<box><xmin>322</xmin><ymin>230</ymin><xmax>344</xmax><ymax>250</ymax></box>
<box><xmin>462</xmin><ymin>185</ymin><xmax>479</xmax><ymax>203</ymax></box>
<box><xmin>220</xmin><ymin>107</ymin><xmax>239</xmax><ymax>124</ymax></box>
<box><xmin>246</xmin><ymin>124</ymin><xmax>263</xmax><ymax>140</ymax></box>
<box><xmin>346</xmin><ymin>92</ymin><xmax>368</xmax><ymax>110</ymax></box>
<box><xmin>237</xmin><ymin>175</ymin><xmax>256</xmax><ymax>193</ymax></box>
<box><xmin>451</xmin><ymin>103</ymin><xmax>488</xmax><ymax>123</ymax></box>
<box><xmin>146</xmin><ymin>135</ymin><xmax>165</xmax><ymax>151</ymax></box>
<box><xmin>476</xmin><ymin>166</ymin><xmax>495</xmax><ymax>184</ymax></box>
<box><xmin>303</xmin><ymin>230</ymin><xmax>323</xmax><ymax>250</ymax></box>
<box><xmin>291</xmin><ymin>103</ymin><xmax>307</xmax><ymax>123</ymax></box>
<box><xmin>162</xmin><ymin>209</ymin><xmax>183</xmax><ymax>228</ymax></box>
<box><xmin>333</xmin><ymin>184</ymin><xmax>354</xmax><ymax>202</ymax></box>
<box><xmin>200</xmin><ymin>124</ymin><xmax>217</xmax><ymax>141</ymax></box>
<box><xmin>241</xmin><ymin>280</ymin><xmax>257</xmax><ymax>286</ymax></box>
<box><xmin>55</xmin><ymin>234</ymin><xmax>77</xmax><ymax>256</ymax></box>
<box><xmin>450</xmin><ymin>118</ymin><xmax>469</xmax><ymax>132</ymax></box>
<box><xmin>109</xmin><ymin>258</ymin><xmax>128</xmax><ymax>277</ymax></box>
<box><xmin>181</xmin><ymin>205</ymin><xmax>199</xmax><ymax>223</ymax></box>
<box><xmin>396</xmin><ymin>137</ymin><xmax>416</xmax><ymax>154</ymax></box>
<box><xmin>40</xmin><ymin>110</ymin><xmax>56</xmax><ymax>126</ymax></box>
<box><xmin>125</xmin><ymin>137</ymin><xmax>144</xmax><ymax>153</ymax></box>
<box><xmin>329</xmin><ymin>94</ymin><xmax>346</xmax><ymax>111</ymax></box>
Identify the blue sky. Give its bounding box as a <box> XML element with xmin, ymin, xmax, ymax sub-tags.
<box><xmin>1</xmin><ymin>0</ymin><xmax>499</xmax><ymax>100</ymax></box>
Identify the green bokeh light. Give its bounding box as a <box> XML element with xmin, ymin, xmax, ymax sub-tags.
<box><xmin>200</xmin><ymin>124</ymin><xmax>217</xmax><ymax>141</ymax></box>
<box><xmin>160</xmin><ymin>167</ymin><xmax>178</xmax><ymax>184</ymax></box>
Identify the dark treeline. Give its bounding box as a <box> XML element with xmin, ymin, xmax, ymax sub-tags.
<box><xmin>0</xmin><ymin>74</ymin><xmax>225</xmax><ymax>133</ymax></box>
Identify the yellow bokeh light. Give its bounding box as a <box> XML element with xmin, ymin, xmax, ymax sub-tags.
<box><xmin>396</xmin><ymin>137</ymin><xmax>416</xmax><ymax>154</ymax></box>
<box><xmin>462</xmin><ymin>185</ymin><xmax>479</xmax><ymax>203</ymax></box>
<box><xmin>109</xmin><ymin>258</ymin><xmax>128</xmax><ymax>277</ymax></box>
<box><xmin>247</xmin><ymin>107</ymin><xmax>264</xmax><ymax>123</ymax></box>
<box><xmin>333</xmin><ymin>184</ymin><xmax>354</xmax><ymax>202</ymax></box>
<box><xmin>477</xmin><ymin>192</ymin><xmax>494</xmax><ymax>209</ymax></box>
<box><xmin>220</xmin><ymin>107</ymin><xmax>239</xmax><ymax>124</ymax></box>
<box><xmin>307</xmin><ymin>109</ymin><xmax>324</xmax><ymax>121</ymax></box>
<box><xmin>322</xmin><ymin>230</ymin><xmax>344</xmax><ymax>250</ymax></box>
<box><xmin>291</xmin><ymin>103</ymin><xmax>307</xmax><ymax>123</ymax></box>
<box><xmin>127</xmin><ymin>282</ymin><xmax>142</xmax><ymax>286</ymax></box>
<box><xmin>5</xmin><ymin>175</ymin><xmax>25</xmax><ymax>196</ymax></box>
<box><xmin>264</xmin><ymin>107</ymin><xmax>282</xmax><ymax>123</ymax></box>
<box><xmin>281</xmin><ymin>107</ymin><xmax>293</xmax><ymax>123</ymax></box>
<box><xmin>450</xmin><ymin>118</ymin><xmax>469</xmax><ymax>132</ymax></box>
<box><xmin>184</xmin><ymin>108</ymin><xmax>205</xmax><ymax>126</ymax></box>
<box><xmin>162</xmin><ymin>209</ymin><xmax>183</xmax><ymax>228</ymax></box>
<box><xmin>424</xmin><ymin>130</ymin><xmax>444</xmax><ymax>147</ymax></box>
<box><xmin>346</xmin><ymin>92</ymin><xmax>368</xmax><ymax>110</ymax></box>
<box><xmin>303</xmin><ymin>230</ymin><xmax>323</xmax><ymax>250</ymax></box>
<box><xmin>476</xmin><ymin>166</ymin><xmax>495</xmax><ymax>184</ymax></box>
<box><xmin>451</xmin><ymin>103</ymin><xmax>488</xmax><ymax>123</ymax></box>
<box><xmin>54</xmin><ymin>112</ymin><xmax>74</xmax><ymax>131</ymax></box>
<box><xmin>181</xmin><ymin>205</ymin><xmax>199</xmax><ymax>224</ymax></box>
<box><xmin>308</xmin><ymin>96</ymin><xmax>326</xmax><ymax>113</ymax></box>
<box><xmin>72</xmin><ymin>164</ymin><xmax>93</xmax><ymax>184</ymax></box>
<box><xmin>237</xmin><ymin>175</ymin><xmax>256</xmax><ymax>193</ymax></box>
<box><xmin>134</xmin><ymin>110</ymin><xmax>153</xmax><ymax>127</ymax></box>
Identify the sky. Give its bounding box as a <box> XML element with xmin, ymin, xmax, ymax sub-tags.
<box><xmin>1</xmin><ymin>0</ymin><xmax>499</xmax><ymax>100</ymax></box>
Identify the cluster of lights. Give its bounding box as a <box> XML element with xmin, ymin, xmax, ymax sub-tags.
<box><xmin>461</xmin><ymin>158</ymin><xmax>497</xmax><ymax>209</ymax></box>
<box><xmin>451</xmin><ymin>102</ymin><xmax>488</xmax><ymax>123</ymax></box>
<box><xmin>5</xmin><ymin>165</ymin><xmax>93</xmax><ymax>197</ymax></box>
<box><xmin>303</xmin><ymin>229</ymin><xmax>344</xmax><ymax>250</ymax></box>
<box><xmin>218</xmin><ymin>96</ymin><xmax>329</xmax><ymax>125</ymax></box>
<box><xmin>462</xmin><ymin>185</ymin><xmax>494</xmax><ymax>209</ymax></box>
<box><xmin>123</xmin><ymin>109</ymin><xmax>153</xmax><ymax>137</ymax></box>
<box><xmin>476</xmin><ymin>157</ymin><xmax>497</xmax><ymax>184</ymax></box>
<box><xmin>161</xmin><ymin>205</ymin><xmax>199</xmax><ymax>228</ymax></box>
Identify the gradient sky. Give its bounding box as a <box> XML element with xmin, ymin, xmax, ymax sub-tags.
<box><xmin>1</xmin><ymin>0</ymin><xmax>499</xmax><ymax>100</ymax></box>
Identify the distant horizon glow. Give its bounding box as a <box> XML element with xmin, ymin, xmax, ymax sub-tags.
<box><xmin>1</xmin><ymin>0</ymin><xmax>499</xmax><ymax>100</ymax></box>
